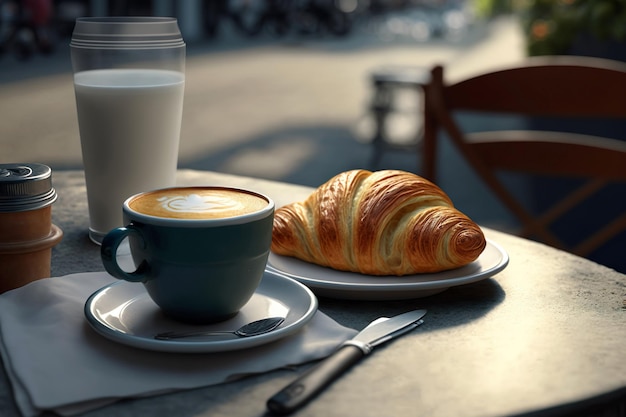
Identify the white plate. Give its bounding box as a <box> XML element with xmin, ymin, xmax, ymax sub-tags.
<box><xmin>267</xmin><ymin>239</ymin><xmax>509</xmax><ymax>300</ymax></box>
<box><xmin>84</xmin><ymin>270</ymin><xmax>318</xmax><ymax>353</ymax></box>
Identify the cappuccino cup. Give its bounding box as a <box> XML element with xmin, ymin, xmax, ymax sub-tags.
<box><xmin>101</xmin><ymin>186</ymin><xmax>274</xmax><ymax>323</ymax></box>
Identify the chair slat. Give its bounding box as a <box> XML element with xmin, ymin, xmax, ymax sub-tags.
<box><xmin>423</xmin><ymin>57</ymin><xmax>626</xmax><ymax>265</ymax></box>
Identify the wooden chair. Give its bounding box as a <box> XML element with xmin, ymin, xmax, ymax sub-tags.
<box><xmin>422</xmin><ymin>56</ymin><xmax>626</xmax><ymax>261</ymax></box>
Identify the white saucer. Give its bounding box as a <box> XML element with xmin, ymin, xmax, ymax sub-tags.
<box><xmin>267</xmin><ymin>239</ymin><xmax>509</xmax><ymax>300</ymax></box>
<box><xmin>84</xmin><ymin>270</ymin><xmax>318</xmax><ymax>353</ymax></box>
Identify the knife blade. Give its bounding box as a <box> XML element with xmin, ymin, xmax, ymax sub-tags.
<box><xmin>266</xmin><ymin>309</ymin><xmax>427</xmax><ymax>415</ymax></box>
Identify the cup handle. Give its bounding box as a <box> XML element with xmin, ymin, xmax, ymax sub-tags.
<box><xmin>101</xmin><ymin>225</ymin><xmax>148</xmax><ymax>283</ymax></box>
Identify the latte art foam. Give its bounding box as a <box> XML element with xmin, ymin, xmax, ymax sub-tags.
<box><xmin>129</xmin><ymin>188</ymin><xmax>268</xmax><ymax>219</ymax></box>
<box><xmin>157</xmin><ymin>194</ymin><xmax>245</xmax><ymax>215</ymax></box>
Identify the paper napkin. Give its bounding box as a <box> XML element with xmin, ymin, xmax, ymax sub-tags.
<box><xmin>0</xmin><ymin>272</ymin><xmax>357</xmax><ymax>416</ymax></box>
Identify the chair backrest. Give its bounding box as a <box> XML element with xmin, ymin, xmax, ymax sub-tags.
<box><xmin>422</xmin><ymin>56</ymin><xmax>626</xmax><ymax>261</ymax></box>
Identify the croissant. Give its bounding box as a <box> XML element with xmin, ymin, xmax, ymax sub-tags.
<box><xmin>271</xmin><ymin>169</ymin><xmax>486</xmax><ymax>275</ymax></box>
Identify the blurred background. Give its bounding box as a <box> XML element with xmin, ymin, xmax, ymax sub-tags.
<box><xmin>0</xmin><ymin>0</ymin><xmax>524</xmax><ymax>188</ymax></box>
<box><xmin>1</xmin><ymin>0</ymin><xmax>625</xmax><ymax>271</ymax></box>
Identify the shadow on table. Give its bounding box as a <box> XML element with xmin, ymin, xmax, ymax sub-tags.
<box><xmin>179</xmin><ymin>123</ymin><xmax>421</xmax><ymax>188</ymax></box>
<box><xmin>318</xmin><ymin>277</ymin><xmax>505</xmax><ymax>331</ymax></box>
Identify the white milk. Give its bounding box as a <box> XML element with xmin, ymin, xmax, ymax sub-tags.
<box><xmin>73</xmin><ymin>68</ymin><xmax>185</xmax><ymax>243</ymax></box>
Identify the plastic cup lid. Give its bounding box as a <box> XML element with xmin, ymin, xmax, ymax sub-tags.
<box><xmin>70</xmin><ymin>17</ymin><xmax>184</xmax><ymax>49</ymax></box>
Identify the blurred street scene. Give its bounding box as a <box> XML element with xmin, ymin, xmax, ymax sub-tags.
<box><xmin>0</xmin><ymin>1</ymin><xmax>526</xmax><ymax>227</ymax></box>
<box><xmin>1</xmin><ymin>0</ymin><xmax>481</xmax><ymax>59</ymax></box>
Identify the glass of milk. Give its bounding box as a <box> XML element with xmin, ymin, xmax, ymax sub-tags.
<box><xmin>70</xmin><ymin>17</ymin><xmax>185</xmax><ymax>244</ymax></box>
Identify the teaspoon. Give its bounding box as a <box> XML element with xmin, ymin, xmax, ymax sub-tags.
<box><xmin>154</xmin><ymin>316</ymin><xmax>285</xmax><ymax>340</ymax></box>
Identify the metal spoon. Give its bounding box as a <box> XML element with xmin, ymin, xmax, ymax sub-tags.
<box><xmin>154</xmin><ymin>316</ymin><xmax>285</xmax><ymax>340</ymax></box>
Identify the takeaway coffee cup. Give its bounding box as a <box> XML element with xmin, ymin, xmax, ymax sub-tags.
<box><xmin>0</xmin><ymin>163</ymin><xmax>63</xmax><ymax>293</ymax></box>
<box><xmin>101</xmin><ymin>186</ymin><xmax>274</xmax><ymax>323</ymax></box>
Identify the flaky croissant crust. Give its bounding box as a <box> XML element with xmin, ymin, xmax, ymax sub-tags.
<box><xmin>271</xmin><ymin>169</ymin><xmax>486</xmax><ymax>275</ymax></box>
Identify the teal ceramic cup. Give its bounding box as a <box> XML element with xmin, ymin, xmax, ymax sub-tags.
<box><xmin>101</xmin><ymin>186</ymin><xmax>274</xmax><ymax>323</ymax></box>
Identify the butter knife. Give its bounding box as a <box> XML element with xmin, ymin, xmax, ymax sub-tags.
<box><xmin>266</xmin><ymin>309</ymin><xmax>427</xmax><ymax>415</ymax></box>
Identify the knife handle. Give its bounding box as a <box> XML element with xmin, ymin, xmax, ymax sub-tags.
<box><xmin>267</xmin><ymin>344</ymin><xmax>365</xmax><ymax>415</ymax></box>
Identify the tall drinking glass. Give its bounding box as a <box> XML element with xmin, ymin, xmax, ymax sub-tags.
<box><xmin>70</xmin><ymin>17</ymin><xmax>185</xmax><ymax>244</ymax></box>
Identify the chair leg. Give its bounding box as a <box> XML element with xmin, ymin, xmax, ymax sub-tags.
<box><xmin>369</xmin><ymin>82</ymin><xmax>394</xmax><ymax>169</ymax></box>
<box><xmin>422</xmin><ymin>92</ymin><xmax>437</xmax><ymax>181</ymax></box>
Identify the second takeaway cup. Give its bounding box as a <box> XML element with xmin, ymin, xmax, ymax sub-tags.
<box><xmin>70</xmin><ymin>17</ymin><xmax>185</xmax><ymax>244</ymax></box>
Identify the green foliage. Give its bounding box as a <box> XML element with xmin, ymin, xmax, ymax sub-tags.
<box><xmin>469</xmin><ymin>0</ymin><xmax>626</xmax><ymax>55</ymax></box>
<box><xmin>473</xmin><ymin>0</ymin><xmax>516</xmax><ymax>17</ymax></box>
<box><xmin>520</xmin><ymin>0</ymin><xmax>626</xmax><ymax>56</ymax></box>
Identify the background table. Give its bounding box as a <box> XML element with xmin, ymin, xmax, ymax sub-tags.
<box><xmin>1</xmin><ymin>169</ymin><xmax>625</xmax><ymax>417</ymax></box>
